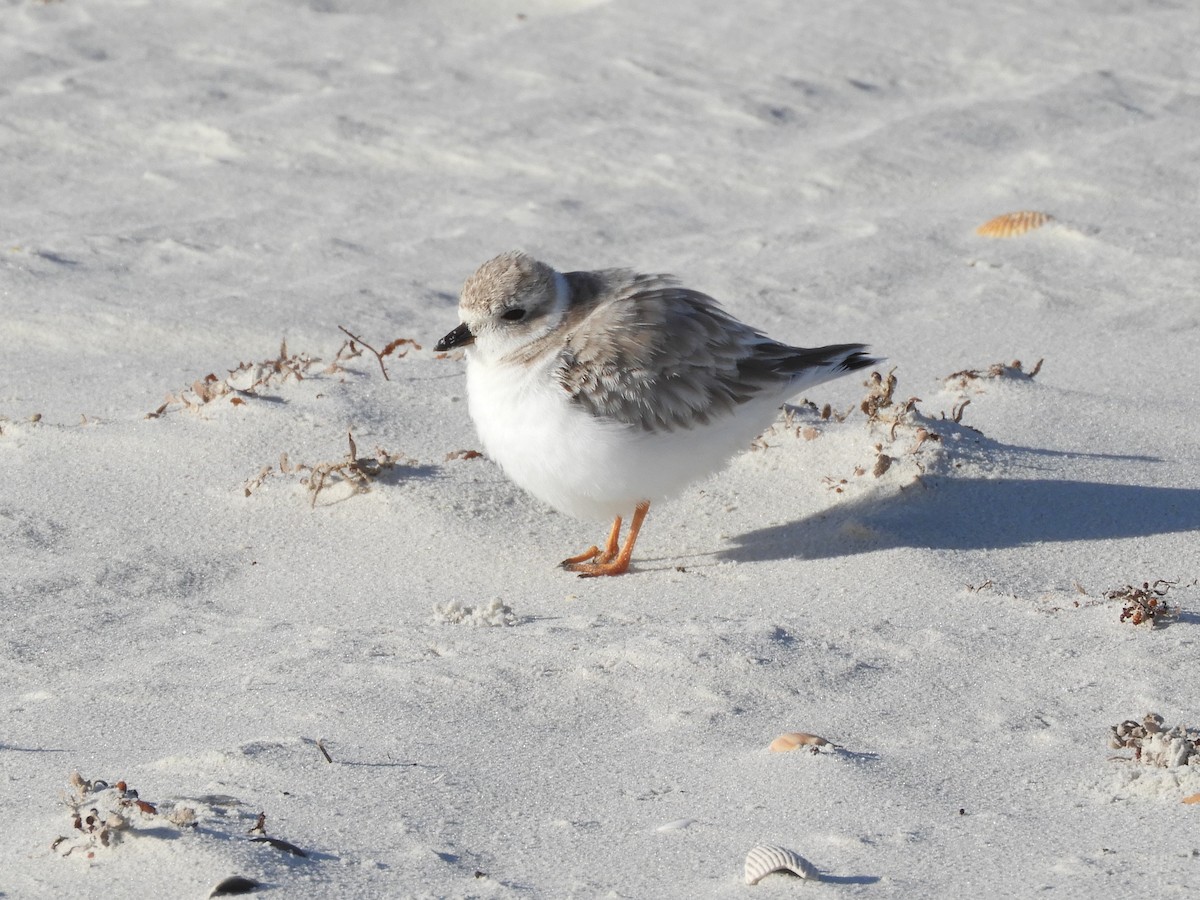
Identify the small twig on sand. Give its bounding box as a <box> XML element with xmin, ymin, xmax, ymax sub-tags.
<box><xmin>337</xmin><ymin>326</ymin><xmax>422</xmax><ymax>381</ymax></box>
<box><xmin>338</xmin><ymin>325</ymin><xmax>391</xmax><ymax>380</ymax></box>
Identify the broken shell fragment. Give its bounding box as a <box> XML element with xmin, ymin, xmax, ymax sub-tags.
<box><xmin>768</xmin><ymin>732</ymin><xmax>830</xmax><ymax>753</ymax></box>
<box><xmin>975</xmin><ymin>210</ymin><xmax>1053</xmax><ymax>238</ymax></box>
<box><xmin>744</xmin><ymin>844</ymin><xmax>818</xmax><ymax>884</ymax></box>
<box><xmin>1182</xmin><ymin>793</ymin><xmax>1200</xmax><ymax>805</ymax></box>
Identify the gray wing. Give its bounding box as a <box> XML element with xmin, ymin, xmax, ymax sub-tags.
<box><xmin>555</xmin><ymin>270</ymin><xmax>874</xmax><ymax>433</ymax></box>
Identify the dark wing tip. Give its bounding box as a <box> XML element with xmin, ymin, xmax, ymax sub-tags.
<box><xmin>838</xmin><ymin>347</ymin><xmax>882</xmax><ymax>372</ymax></box>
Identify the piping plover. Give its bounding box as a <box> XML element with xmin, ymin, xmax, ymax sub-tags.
<box><xmin>435</xmin><ymin>252</ymin><xmax>879</xmax><ymax>577</ymax></box>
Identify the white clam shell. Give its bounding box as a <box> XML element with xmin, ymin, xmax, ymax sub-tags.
<box><xmin>654</xmin><ymin>817</ymin><xmax>696</xmax><ymax>832</ymax></box>
<box><xmin>744</xmin><ymin>844</ymin><xmax>817</xmax><ymax>884</ymax></box>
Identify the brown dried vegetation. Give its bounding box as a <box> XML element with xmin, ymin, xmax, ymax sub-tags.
<box><xmin>1109</xmin><ymin>713</ymin><xmax>1199</xmax><ymax>768</ymax></box>
<box><xmin>1106</xmin><ymin>579</ymin><xmax>1184</xmax><ymax>627</ymax></box>
<box><xmin>147</xmin><ymin>340</ymin><xmax>321</xmax><ymax>417</ymax></box>
<box><xmin>944</xmin><ymin>358</ymin><xmax>1043</xmax><ymax>392</ymax></box>
<box><xmin>54</xmin><ymin>771</ymin><xmax>308</xmax><ymax>862</ymax></box>
<box><xmin>760</xmin><ymin>367</ymin><xmax>955</xmax><ymax>490</ymax></box>
<box><xmin>243</xmin><ymin>431</ymin><xmax>410</xmax><ymax>505</ymax></box>
<box><xmin>335</xmin><ymin>325</ymin><xmax>421</xmax><ymax>381</ymax></box>
<box><xmin>149</xmin><ymin>330</ymin><xmax>423</xmax><ymax>417</ymax></box>
<box><xmin>54</xmin><ymin>773</ymin><xmax>195</xmax><ymax>859</ymax></box>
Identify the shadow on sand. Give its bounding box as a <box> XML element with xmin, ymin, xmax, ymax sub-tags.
<box><xmin>718</xmin><ymin>477</ymin><xmax>1200</xmax><ymax>563</ymax></box>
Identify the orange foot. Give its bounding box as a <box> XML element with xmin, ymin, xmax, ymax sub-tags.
<box><xmin>559</xmin><ymin>514</ymin><xmax>622</xmax><ymax>567</ymax></box>
<box><xmin>561</xmin><ymin>501</ymin><xmax>651</xmax><ymax>578</ymax></box>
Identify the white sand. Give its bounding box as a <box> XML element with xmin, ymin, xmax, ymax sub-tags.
<box><xmin>3</xmin><ymin>0</ymin><xmax>1199</xmax><ymax>896</ymax></box>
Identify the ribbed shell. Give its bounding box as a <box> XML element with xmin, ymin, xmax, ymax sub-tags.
<box><xmin>744</xmin><ymin>844</ymin><xmax>817</xmax><ymax>884</ymax></box>
<box><xmin>976</xmin><ymin>210</ymin><xmax>1053</xmax><ymax>238</ymax></box>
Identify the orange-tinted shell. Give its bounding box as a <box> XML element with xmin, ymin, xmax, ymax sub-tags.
<box><xmin>976</xmin><ymin>210</ymin><xmax>1053</xmax><ymax>238</ymax></box>
<box><xmin>768</xmin><ymin>732</ymin><xmax>830</xmax><ymax>752</ymax></box>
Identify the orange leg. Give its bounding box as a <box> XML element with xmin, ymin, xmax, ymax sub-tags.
<box><xmin>563</xmin><ymin>501</ymin><xmax>650</xmax><ymax>578</ymax></box>
<box><xmin>559</xmin><ymin>515</ymin><xmax>623</xmax><ymax>567</ymax></box>
<box><xmin>599</xmin><ymin>515</ymin><xmax>623</xmax><ymax>563</ymax></box>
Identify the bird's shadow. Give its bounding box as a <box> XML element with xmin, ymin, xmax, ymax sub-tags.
<box><xmin>718</xmin><ymin>476</ymin><xmax>1200</xmax><ymax>562</ymax></box>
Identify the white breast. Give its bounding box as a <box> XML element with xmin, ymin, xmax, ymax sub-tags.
<box><xmin>466</xmin><ymin>353</ymin><xmax>781</xmax><ymax>522</ymax></box>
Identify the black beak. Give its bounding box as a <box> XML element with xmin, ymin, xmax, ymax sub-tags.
<box><xmin>435</xmin><ymin>322</ymin><xmax>474</xmax><ymax>352</ymax></box>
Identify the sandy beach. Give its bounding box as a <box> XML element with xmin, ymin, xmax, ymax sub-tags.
<box><xmin>2</xmin><ymin>0</ymin><xmax>1199</xmax><ymax>896</ymax></box>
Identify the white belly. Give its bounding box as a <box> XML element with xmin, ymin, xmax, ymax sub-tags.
<box><xmin>466</xmin><ymin>355</ymin><xmax>779</xmax><ymax>522</ymax></box>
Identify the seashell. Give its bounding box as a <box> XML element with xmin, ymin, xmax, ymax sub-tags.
<box><xmin>655</xmin><ymin>818</ymin><xmax>696</xmax><ymax>832</ymax></box>
<box><xmin>975</xmin><ymin>210</ymin><xmax>1053</xmax><ymax>238</ymax></box>
<box><xmin>744</xmin><ymin>844</ymin><xmax>817</xmax><ymax>884</ymax></box>
<box><xmin>768</xmin><ymin>732</ymin><xmax>829</xmax><ymax>753</ymax></box>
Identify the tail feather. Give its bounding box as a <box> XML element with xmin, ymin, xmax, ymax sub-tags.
<box><xmin>779</xmin><ymin>342</ymin><xmax>881</xmax><ymax>376</ymax></box>
<box><xmin>831</xmin><ymin>345</ymin><xmax>881</xmax><ymax>373</ymax></box>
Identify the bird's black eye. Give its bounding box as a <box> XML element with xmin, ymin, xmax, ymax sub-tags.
<box><xmin>501</xmin><ymin>308</ymin><xmax>526</xmax><ymax>322</ymax></box>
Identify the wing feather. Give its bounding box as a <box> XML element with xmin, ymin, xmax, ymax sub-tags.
<box><xmin>554</xmin><ymin>270</ymin><xmax>871</xmax><ymax>432</ymax></box>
